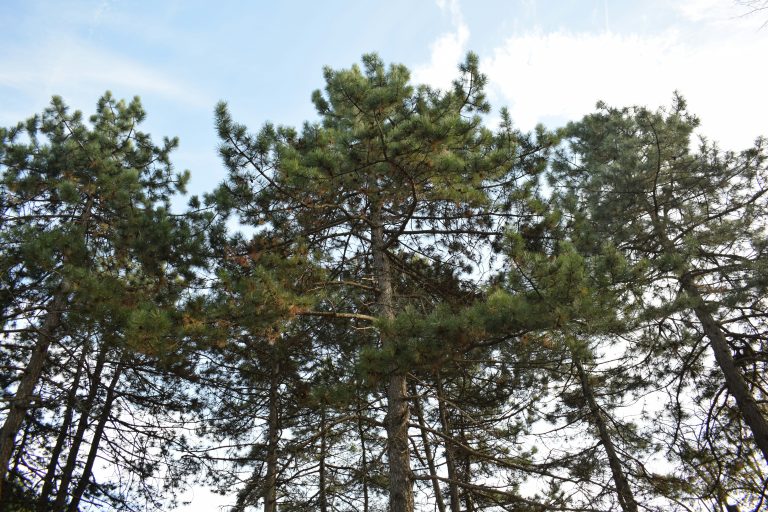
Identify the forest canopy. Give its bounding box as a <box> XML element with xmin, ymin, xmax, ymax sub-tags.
<box><xmin>1</xmin><ymin>54</ymin><xmax>766</xmax><ymax>512</ymax></box>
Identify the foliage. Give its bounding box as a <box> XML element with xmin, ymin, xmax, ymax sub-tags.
<box><xmin>0</xmin><ymin>93</ymin><xmax>207</xmax><ymax>511</ymax></box>
<box><xmin>1</xmin><ymin>58</ymin><xmax>766</xmax><ymax>512</ymax></box>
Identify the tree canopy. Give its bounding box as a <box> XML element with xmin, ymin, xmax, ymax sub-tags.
<box><xmin>1</xmin><ymin>56</ymin><xmax>766</xmax><ymax>512</ymax></box>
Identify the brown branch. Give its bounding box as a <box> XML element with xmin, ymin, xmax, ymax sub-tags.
<box><xmin>295</xmin><ymin>310</ymin><xmax>376</xmax><ymax>322</ymax></box>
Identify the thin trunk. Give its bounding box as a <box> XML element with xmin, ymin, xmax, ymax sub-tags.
<box><xmin>371</xmin><ymin>199</ymin><xmax>413</xmax><ymax>512</ymax></box>
<box><xmin>355</xmin><ymin>384</ymin><xmax>370</xmax><ymax>512</ymax></box>
<box><xmin>0</xmin><ymin>195</ymin><xmax>93</xmax><ymax>502</ymax></box>
<box><xmin>52</xmin><ymin>345</ymin><xmax>108</xmax><ymax>510</ymax></box>
<box><xmin>682</xmin><ymin>281</ymin><xmax>768</xmax><ymax>465</ymax></box>
<box><xmin>264</xmin><ymin>357</ymin><xmax>279</xmax><ymax>512</ymax></box>
<box><xmin>66</xmin><ymin>358</ymin><xmax>124</xmax><ymax>512</ymax></box>
<box><xmin>435</xmin><ymin>376</ymin><xmax>460</xmax><ymax>512</ymax></box>
<box><xmin>387</xmin><ymin>374</ymin><xmax>411</xmax><ymax>512</ymax></box>
<box><xmin>37</xmin><ymin>344</ymin><xmax>89</xmax><ymax>511</ymax></box>
<box><xmin>650</xmin><ymin>200</ymin><xmax>768</xmax><ymax>465</ymax></box>
<box><xmin>0</xmin><ymin>289</ymin><xmax>67</xmax><ymax>500</ymax></box>
<box><xmin>319</xmin><ymin>404</ymin><xmax>329</xmax><ymax>512</ymax></box>
<box><xmin>573</xmin><ymin>351</ymin><xmax>639</xmax><ymax>512</ymax></box>
<box><xmin>412</xmin><ymin>385</ymin><xmax>446</xmax><ymax>512</ymax></box>
<box><xmin>9</xmin><ymin>420</ymin><xmax>31</xmax><ymax>480</ymax></box>
<box><xmin>459</xmin><ymin>425</ymin><xmax>474</xmax><ymax>512</ymax></box>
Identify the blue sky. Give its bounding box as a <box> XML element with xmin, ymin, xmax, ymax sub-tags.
<box><xmin>2</xmin><ymin>0</ymin><xmax>767</xmax><ymax>206</ymax></box>
<box><xmin>2</xmin><ymin>0</ymin><xmax>767</xmax><ymax>205</ymax></box>
<box><xmin>1</xmin><ymin>1</ymin><xmax>767</xmax><ymax>508</ymax></box>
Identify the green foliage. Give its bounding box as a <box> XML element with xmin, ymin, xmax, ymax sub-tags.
<box><xmin>211</xmin><ymin>52</ymin><xmax>555</xmax><ymax>510</ymax></box>
<box><xmin>3</xmin><ymin>60</ymin><xmax>765</xmax><ymax>512</ymax></box>
<box><xmin>0</xmin><ymin>93</ymin><xmax>207</xmax><ymax>509</ymax></box>
<box><xmin>550</xmin><ymin>94</ymin><xmax>768</xmax><ymax>510</ymax></box>
<box><xmin>0</xmin><ymin>476</ymin><xmax>39</xmax><ymax>512</ymax></box>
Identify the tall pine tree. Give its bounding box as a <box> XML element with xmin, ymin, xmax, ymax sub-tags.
<box><xmin>214</xmin><ymin>53</ymin><xmax>546</xmax><ymax>511</ymax></box>
<box><xmin>0</xmin><ymin>93</ymin><xmax>204</xmax><ymax>508</ymax></box>
<box><xmin>550</xmin><ymin>96</ymin><xmax>768</xmax><ymax>509</ymax></box>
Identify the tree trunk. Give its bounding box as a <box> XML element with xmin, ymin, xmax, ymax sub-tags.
<box><xmin>66</xmin><ymin>357</ymin><xmax>124</xmax><ymax>512</ymax></box>
<box><xmin>37</xmin><ymin>343</ymin><xmax>89</xmax><ymax>511</ymax></box>
<box><xmin>682</xmin><ymin>280</ymin><xmax>768</xmax><ymax>465</ymax></box>
<box><xmin>649</xmin><ymin>203</ymin><xmax>768</xmax><ymax>466</ymax></box>
<box><xmin>573</xmin><ymin>351</ymin><xmax>639</xmax><ymax>512</ymax></box>
<box><xmin>387</xmin><ymin>374</ymin><xmax>412</xmax><ymax>512</ymax></box>
<box><xmin>412</xmin><ymin>384</ymin><xmax>446</xmax><ymax>512</ymax></box>
<box><xmin>52</xmin><ymin>344</ymin><xmax>108</xmax><ymax>510</ymax></box>
<box><xmin>0</xmin><ymin>195</ymin><xmax>93</xmax><ymax>503</ymax></box>
<box><xmin>355</xmin><ymin>383</ymin><xmax>370</xmax><ymax>512</ymax></box>
<box><xmin>435</xmin><ymin>377</ymin><xmax>460</xmax><ymax>512</ymax></box>
<box><xmin>371</xmin><ymin>199</ymin><xmax>414</xmax><ymax>512</ymax></box>
<box><xmin>264</xmin><ymin>356</ymin><xmax>279</xmax><ymax>512</ymax></box>
<box><xmin>9</xmin><ymin>419</ymin><xmax>31</xmax><ymax>482</ymax></box>
<box><xmin>0</xmin><ymin>288</ymin><xmax>67</xmax><ymax>501</ymax></box>
<box><xmin>458</xmin><ymin>425</ymin><xmax>474</xmax><ymax>512</ymax></box>
<box><xmin>318</xmin><ymin>404</ymin><xmax>329</xmax><ymax>512</ymax></box>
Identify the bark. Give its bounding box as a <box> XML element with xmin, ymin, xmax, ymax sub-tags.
<box><xmin>573</xmin><ymin>351</ymin><xmax>639</xmax><ymax>512</ymax></box>
<box><xmin>318</xmin><ymin>404</ymin><xmax>329</xmax><ymax>512</ymax></box>
<box><xmin>66</xmin><ymin>358</ymin><xmax>124</xmax><ymax>512</ymax></box>
<box><xmin>0</xmin><ymin>195</ymin><xmax>93</xmax><ymax>502</ymax></box>
<box><xmin>9</xmin><ymin>420</ymin><xmax>31</xmax><ymax>481</ymax></box>
<box><xmin>682</xmin><ymin>280</ymin><xmax>768</xmax><ymax>465</ymax></box>
<box><xmin>37</xmin><ymin>344</ymin><xmax>89</xmax><ymax>511</ymax></box>
<box><xmin>459</xmin><ymin>425</ymin><xmax>474</xmax><ymax>512</ymax></box>
<box><xmin>387</xmin><ymin>373</ymin><xmax>412</xmax><ymax>512</ymax></box>
<box><xmin>435</xmin><ymin>376</ymin><xmax>461</xmax><ymax>512</ymax></box>
<box><xmin>52</xmin><ymin>345</ymin><xmax>108</xmax><ymax>510</ymax></box>
<box><xmin>0</xmin><ymin>288</ymin><xmax>67</xmax><ymax>501</ymax></box>
<box><xmin>264</xmin><ymin>356</ymin><xmax>279</xmax><ymax>512</ymax></box>
<box><xmin>412</xmin><ymin>385</ymin><xmax>446</xmax><ymax>512</ymax></box>
<box><xmin>647</xmin><ymin>188</ymin><xmax>768</xmax><ymax>466</ymax></box>
<box><xmin>355</xmin><ymin>385</ymin><xmax>370</xmax><ymax>512</ymax></box>
<box><xmin>371</xmin><ymin>198</ymin><xmax>413</xmax><ymax>512</ymax></box>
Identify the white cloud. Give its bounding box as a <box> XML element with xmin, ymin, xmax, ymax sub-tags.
<box><xmin>412</xmin><ymin>0</ymin><xmax>470</xmax><ymax>89</ymax></box>
<box><xmin>483</xmin><ymin>28</ymin><xmax>768</xmax><ymax>149</ymax></box>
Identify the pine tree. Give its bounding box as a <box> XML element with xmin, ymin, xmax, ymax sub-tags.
<box><xmin>0</xmin><ymin>93</ymin><xmax>204</xmax><ymax>508</ymax></box>
<box><xmin>550</xmin><ymin>95</ymin><xmax>768</xmax><ymax>508</ymax></box>
<box><xmin>213</xmin><ymin>53</ymin><xmax>546</xmax><ymax>511</ymax></box>
<box><xmin>500</xmin><ymin>234</ymin><xmax>659</xmax><ymax>511</ymax></box>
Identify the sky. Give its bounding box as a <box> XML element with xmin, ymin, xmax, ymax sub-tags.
<box><xmin>2</xmin><ymin>0</ymin><xmax>767</xmax><ymax>203</ymax></box>
<box><xmin>1</xmin><ymin>0</ymin><xmax>767</xmax><ymax>509</ymax></box>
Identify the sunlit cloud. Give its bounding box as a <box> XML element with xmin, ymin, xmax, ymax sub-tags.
<box><xmin>412</xmin><ymin>0</ymin><xmax>470</xmax><ymax>89</ymax></box>
<box><xmin>483</xmin><ymin>28</ymin><xmax>768</xmax><ymax>149</ymax></box>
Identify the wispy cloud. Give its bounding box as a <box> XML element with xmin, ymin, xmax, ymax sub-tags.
<box><xmin>412</xmin><ymin>0</ymin><xmax>470</xmax><ymax>89</ymax></box>
<box><xmin>0</xmin><ymin>34</ymin><xmax>209</xmax><ymax>111</ymax></box>
<box><xmin>674</xmin><ymin>0</ymin><xmax>761</xmax><ymax>27</ymax></box>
